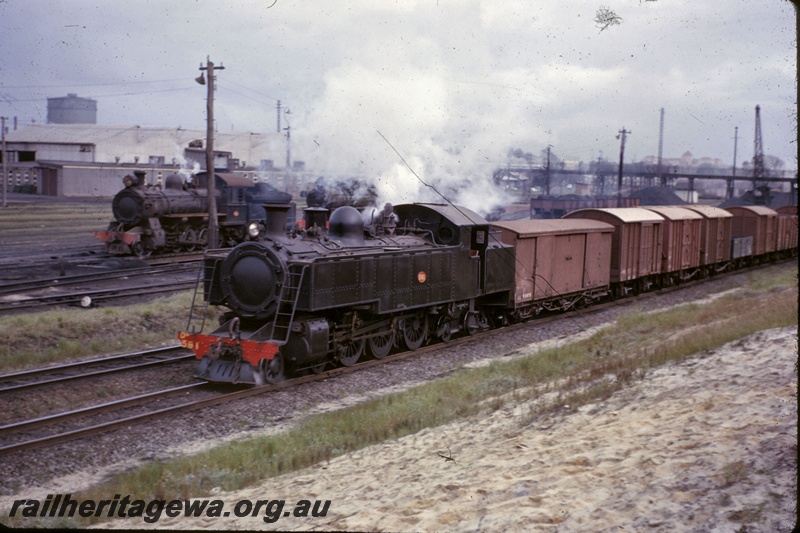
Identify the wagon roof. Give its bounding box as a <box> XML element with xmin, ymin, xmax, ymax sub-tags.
<box><xmin>642</xmin><ymin>206</ymin><xmax>703</xmax><ymax>220</ymax></box>
<box><xmin>680</xmin><ymin>205</ymin><xmax>734</xmax><ymax>219</ymax></box>
<box><xmin>566</xmin><ymin>207</ymin><xmax>664</xmax><ymax>223</ymax></box>
<box><xmin>195</xmin><ymin>171</ymin><xmax>255</xmax><ymax>188</ymax></box>
<box><xmin>724</xmin><ymin>205</ymin><xmax>779</xmax><ymax>216</ymax></box>
<box><xmin>491</xmin><ymin>218</ymin><xmax>614</xmax><ymax>237</ymax></box>
<box><xmin>216</xmin><ymin>173</ymin><xmax>256</xmax><ymax>188</ymax></box>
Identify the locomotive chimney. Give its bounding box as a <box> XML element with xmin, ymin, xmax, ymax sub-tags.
<box><xmin>133</xmin><ymin>170</ymin><xmax>147</xmax><ymax>187</ymax></box>
<box><xmin>263</xmin><ymin>203</ymin><xmax>291</xmax><ymax>239</ymax></box>
<box><xmin>304</xmin><ymin>207</ymin><xmax>329</xmax><ymax>234</ymax></box>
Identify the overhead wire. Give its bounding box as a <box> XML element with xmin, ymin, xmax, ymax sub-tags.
<box><xmin>377</xmin><ymin>129</ymin><xmax>602</xmax><ymax>334</ymax></box>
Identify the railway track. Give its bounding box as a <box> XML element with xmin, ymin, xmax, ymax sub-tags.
<box><xmin>0</xmin><ymin>261</ymin><xmax>201</xmax><ymax>314</ymax></box>
<box><xmin>0</xmin><ymin>293</ymin><xmax>625</xmax><ymax>457</ymax></box>
<box><xmin>0</xmin><ymin>263</ymin><xmax>198</xmax><ymax>295</ymax></box>
<box><xmin>0</xmin><ymin>246</ymin><xmax>103</xmax><ymax>269</ymax></box>
<box><xmin>0</xmin><ymin>383</ymin><xmax>209</xmax><ymax>455</ymax></box>
<box><xmin>0</xmin><ymin>260</ymin><xmax>788</xmax><ymax>457</ymax></box>
<box><xmin>0</xmin><ymin>346</ymin><xmax>194</xmax><ymax>393</ymax></box>
<box><xmin>0</xmin><ymin>280</ymin><xmax>198</xmax><ymax>313</ymax></box>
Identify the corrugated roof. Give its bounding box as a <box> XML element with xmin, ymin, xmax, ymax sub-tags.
<box><xmin>491</xmin><ymin>218</ymin><xmax>613</xmax><ymax>237</ymax></box>
<box><xmin>642</xmin><ymin>206</ymin><xmax>703</xmax><ymax>220</ymax></box>
<box><xmin>681</xmin><ymin>205</ymin><xmax>733</xmax><ymax>219</ymax></box>
<box><xmin>724</xmin><ymin>205</ymin><xmax>778</xmax><ymax>216</ymax></box>
<box><xmin>566</xmin><ymin>207</ymin><xmax>665</xmax><ymax>223</ymax></box>
<box><xmin>5</xmin><ymin>124</ymin><xmax>284</xmax><ymax>165</ymax></box>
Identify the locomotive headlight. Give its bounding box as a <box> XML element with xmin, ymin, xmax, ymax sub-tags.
<box><xmin>122</xmin><ymin>175</ymin><xmax>134</xmax><ymax>188</ymax></box>
<box><xmin>247</xmin><ymin>222</ymin><xmax>262</xmax><ymax>238</ymax></box>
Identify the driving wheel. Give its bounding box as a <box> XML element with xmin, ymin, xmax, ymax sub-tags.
<box><xmin>338</xmin><ymin>338</ymin><xmax>365</xmax><ymax>366</ymax></box>
<box><xmin>368</xmin><ymin>326</ymin><xmax>394</xmax><ymax>359</ymax></box>
<box><xmin>401</xmin><ymin>315</ymin><xmax>428</xmax><ymax>350</ymax></box>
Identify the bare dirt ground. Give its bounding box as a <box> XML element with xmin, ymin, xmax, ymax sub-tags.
<box><xmin>90</xmin><ymin>325</ymin><xmax>797</xmax><ymax>532</ymax></box>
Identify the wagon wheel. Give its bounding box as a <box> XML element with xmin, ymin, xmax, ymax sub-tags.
<box><xmin>181</xmin><ymin>227</ymin><xmax>198</xmax><ymax>252</ymax></box>
<box><xmin>337</xmin><ymin>338</ymin><xmax>365</xmax><ymax>366</ymax></box>
<box><xmin>401</xmin><ymin>314</ymin><xmax>428</xmax><ymax>350</ymax></box>
<box><xmin>464</xmin><ymin>312</ymin><xmax>482</xmax><ymax>336</ymax></box>
<box><xmin>131</xmin><ymin>241</ymin><xmax>151</xmax><ymax>258</ymax></box>
<box><xmin>261</xmin><ymin>353</ymin><xmax>286</xmax><ymax>384</ymax></box>
<box><xmin>367</xmin><ymin>326</ymin><xmax>394</xmax><ymax>359</ymax></box>
<box><xmin>435</xmin><ymin>315</ymin><xmax>455</xmax><ymax>343</ymax></box>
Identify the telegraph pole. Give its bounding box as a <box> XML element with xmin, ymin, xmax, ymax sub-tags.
<box><xmin>728</xmin><ymin>126</ymin><xmax>739</xmax><ymax>200</ymax></box>
<box><xmin>197</xmin><ymin>56</ymin><xmax>225</xmax><ymax>248</ymax></box>
<box><xmin>276</xmin><ymin>100</ymin><xmax>282</xmax><ymax>133</ymax></box>
<box><xmin>545</xmin><ymin>145</ymin><xmax>552</xmax><ymax>195</ymax></box>
<box><xmin>284</xmin><ymin>108</ymin><xmax>291</xmax><ymax>170</ymax></box>
<box><xmin>657</xmin><ymin>108</ymin><xmax>665</xmax><ymax>187</ymax></box>
<box><xmin>616</xmin><ymin>127</ymin><xmax>631</xmax><ymax>207</ymax></box>
<box><xmin>1</xmin><ymin>116</ymin><xmax>7</xmax><ymax>208</ymax></box>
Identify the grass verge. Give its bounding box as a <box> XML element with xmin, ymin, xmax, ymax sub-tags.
<box><xmin>0</xmin><ymin>291</ymin><xmax>218</xmax><ymax>373</ymax></box>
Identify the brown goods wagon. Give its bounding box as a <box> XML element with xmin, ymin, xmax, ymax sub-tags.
<box><xmin>776</xmin><ymin>205</ymin><xmax>797</xmax><ymax>216</ymax></box>
<box><xmin>775</xmin><ymin>213</ymin><xmax>798</xmax><ymax>253</ymax></box>
<box><xmin>491</xmin><ymin>219</ymin><xmax>613</xmax><ymax>308</ymax></box>
<box><xmin>725</xmin><ymin>205</ymin><xmax>778</xmax><ymax>256</ymax></box>
<box><xmin>564</xmin><ymin>208</ymin><xmax>663</xmax><ymax>284</ymax></box>
<box><xmin>731</xmin><ymin>236</ymin><xmax>753</xmax><ymax>259</ymax></box>
<box><xmin>681</xmin><ymin>205</ymin><xmax>733</xmax><ymax>265</ymax></box>
<box><xmin>642</xmin><ymin>206</ymin><xmax>703</xmax><ymax>274</ymax></box>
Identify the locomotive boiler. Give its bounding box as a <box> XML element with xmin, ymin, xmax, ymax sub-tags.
<box><xmin>95</xmin><ymin>170</ymin><xmax>294</xmax><ymax>256</ymax></box>
<box><xmin>179</xmin><ymin>202</ymin><xmax>515</xmax><ymax>384</ymax></box>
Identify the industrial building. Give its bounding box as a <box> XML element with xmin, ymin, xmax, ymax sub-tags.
<box><xmin>1</xmin><ymin>123</ymin><xmax>295</xmax><ymax>196</ymax></box>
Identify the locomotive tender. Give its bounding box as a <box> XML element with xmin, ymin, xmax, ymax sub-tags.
<box><xmin>179</xmin><ymin>201</ymin><xmax>797</xmax><ymax>385</ymax></box>
<box><xmin>95</xmin><ymin>170</ymin><xmax>294</xmax><ymax>256</ymax></box>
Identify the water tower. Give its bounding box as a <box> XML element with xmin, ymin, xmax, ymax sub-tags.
<box><xmin>47</xmin><ymin>93</ymin><xmax>97</xmax><ymax>124</ymax></box>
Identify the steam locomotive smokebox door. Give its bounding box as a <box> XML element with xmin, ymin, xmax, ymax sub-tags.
<box><xmin>283</xmin><ymin>318</ymin><xmax>329</xmax><ymax>365</ymax></box>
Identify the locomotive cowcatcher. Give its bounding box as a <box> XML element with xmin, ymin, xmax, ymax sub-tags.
<box><xmin>179</xmin><ymin>202</ymin><xmax>515</xmax><ymax>385</ymax></box>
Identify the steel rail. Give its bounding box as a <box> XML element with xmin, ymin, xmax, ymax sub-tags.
<box><xmin>0</xmin><ymin>348</ymin><xmax>193</xmax><ymax>393</ymax></box>
<box><xmin>0</xmin><ymin>263</ymin><xmax>199</xmax><ymax>295</ymax></box>
<box><xmin>0</xmin><ymin>280</ymin><xmax>197</xmax><ymax>313</ymax></box>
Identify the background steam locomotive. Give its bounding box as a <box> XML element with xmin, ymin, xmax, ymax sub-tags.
<box><xmin>179</xmin><ymin>201</ymin><xmax>797</xmax><ymax>386</ymax></box>
<box><xmin>95</xmin><ymin>170</ymin><xmax>294</xmax><ymax>256</ymax></box>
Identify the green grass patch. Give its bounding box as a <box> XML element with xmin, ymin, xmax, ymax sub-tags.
<box><xmin>0</xmin><ymin>291</ymin><xmax>221</xmax><ymax>373</ymax></box>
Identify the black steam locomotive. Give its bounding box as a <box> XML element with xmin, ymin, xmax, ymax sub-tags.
<box><xmin>95</xmin><ymin>170</ymin><xmax>294</xmax><ymax>256</ymax></box>
<box><xmin>179</xmin><ymin>202</ymin><xmax>514</xmax><ymax>384</ymax></box>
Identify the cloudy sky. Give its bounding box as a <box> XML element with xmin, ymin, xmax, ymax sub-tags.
<box><xmin>0</xmin><ymin>0</ymin><xmax>796</xmax><ymax>207</ymax></box>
